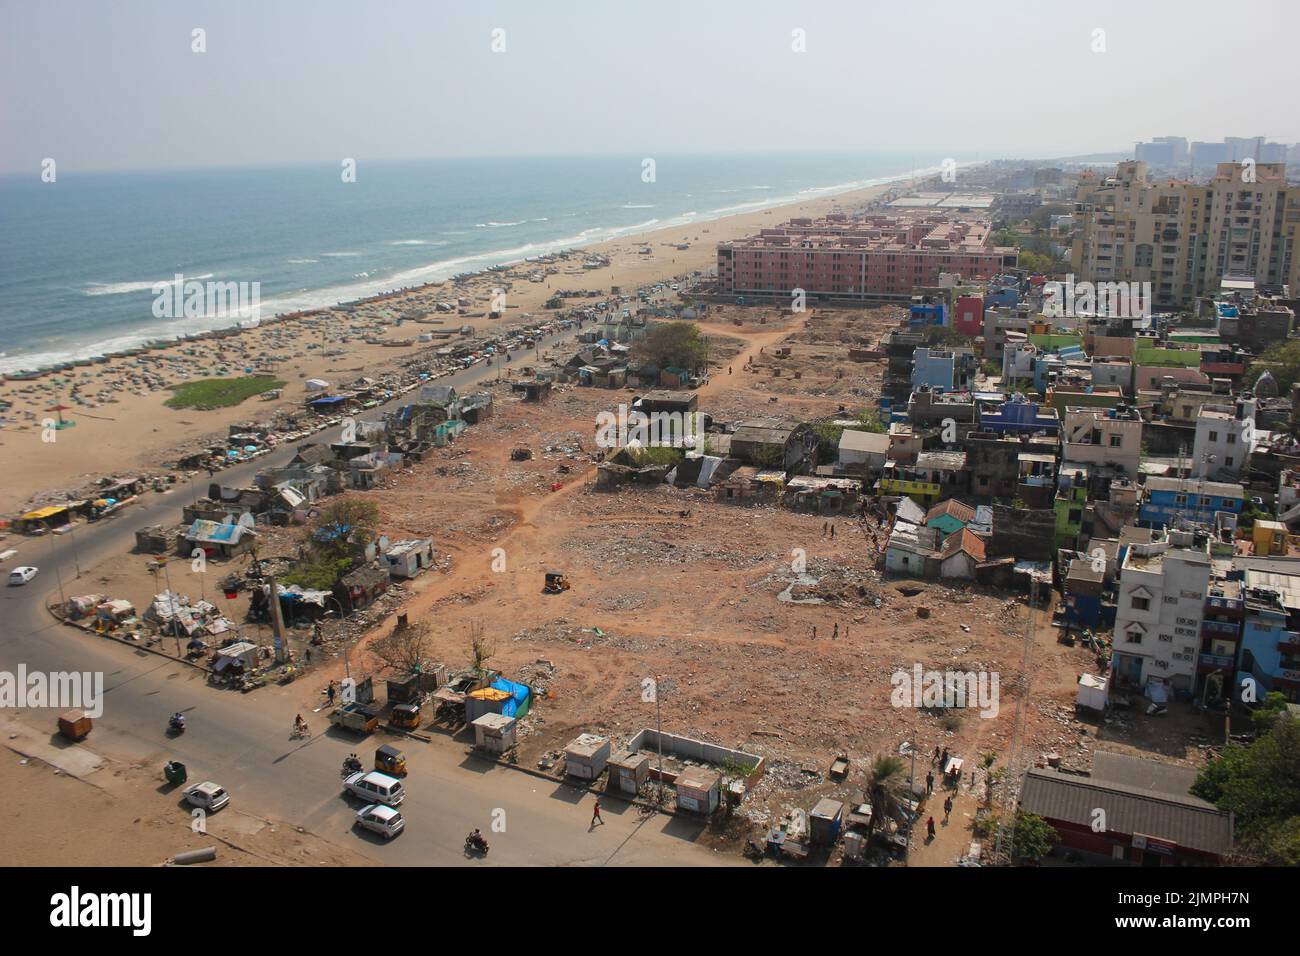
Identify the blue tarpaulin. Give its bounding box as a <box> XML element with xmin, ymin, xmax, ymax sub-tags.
<box><xmin>490</xmin><ymin>678</ymin><xmax>531</xmax><ymax>718</ymax></box>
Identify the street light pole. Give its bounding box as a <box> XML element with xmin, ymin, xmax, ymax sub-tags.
<box><xmin>40</xmin><ymin>519</ymin><xmax>67</xmax><ymax>610</ymax></box>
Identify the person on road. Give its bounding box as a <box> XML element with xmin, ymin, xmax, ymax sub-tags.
<box><xmin>327</xmin><ymin>681</ymin><xmax>336</xmax><ymax>705</ymax></box>
<box><xmin>294</xmin><ymin>713</ymin><xmax>307</xmax><ymax>735</ymax></box>
<box><xmin>591</xmin><ymin>799</ymin><xmax>603</xmax><ymax>828</ymax></box>
<box><xmin>926</xmin><ymin>771</ymin><xmax>934</xmax><ymax>795</ymax></box>
<box><xmin>926</xmin><ymin>816</ymin><xmax>936</xmax><ymax>840</ymax></box>
<box><xmin>943</xmin><ymin>796</ymin><xmax>953</xmax><ymax>823</ymax></box>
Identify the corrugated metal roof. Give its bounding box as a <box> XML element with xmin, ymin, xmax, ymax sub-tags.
<box><xmin>1019</xmin><ymin>768</ymin><xmax>1232</xmax><ymax>855</ymax></box>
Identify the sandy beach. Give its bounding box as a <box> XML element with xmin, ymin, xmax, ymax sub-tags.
<box><xmin>0</xmin><ymin>178</ymin><xmax>902</xmax><ymax>515</ymax></box>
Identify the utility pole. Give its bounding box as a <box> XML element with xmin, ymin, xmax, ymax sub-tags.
<box><xmin>266</xmin><ymin>571</ymin><xmax>288</xmax><ymax>664</ymax></box>
<box><xmin>656</xmin><ymin>674</ymin><xmax>665</xmax><ymax>805</ymax></box>
<box><xmin>159</xmin><ymin>556</ymin><xmax>182</xmax><ymax>656</ymax></box>
<box><xmin>64</xmin><ymin>503</ymin><xmax>82</xmax><ymax>578</ymax></box>
<box><xmin>42</xmin><ymin>519</ymin><xmax>67</xmax><ymax>610</ymax></box>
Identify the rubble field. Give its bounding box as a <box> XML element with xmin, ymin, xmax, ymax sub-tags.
<box><xmin>320</xmin><ymin>308</ymin><xmax>1178</xmax><ymax>827</ymax></box>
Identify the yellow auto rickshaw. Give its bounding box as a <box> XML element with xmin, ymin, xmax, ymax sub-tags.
<box><xmin>390</xmin><ymin>702</ymin><xmax>421</xmax><ymax>730</ymax></box>
<box><xmin>375</xmin><ymin>744</ymin><xmax>407</xmax><ymax>776</ymax></box>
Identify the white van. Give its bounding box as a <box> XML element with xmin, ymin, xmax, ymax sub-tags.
<box><xmin>344</xmin><ymin>770</ymin><xmax>405</xmax><ymax>807</ymax></box>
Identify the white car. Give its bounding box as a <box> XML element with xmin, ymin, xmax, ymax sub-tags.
<box><xmin>344</xmin><ymin>770</ymin><xmax>405</xmax><ymax>807</ymax></box>
<box><xmin>7</xmin><ymin>566</ymin><xmax>37</xmax><ymax>586</ymax></box>
<box><xmin>355</xmin><ymin>804</ymin><xmax>405</xmax><ymax>840</ymax></box>
<box><xmin>184</xmin><ymin>781</ymin><xmax>230</xmax><ymax>812</ymax></box>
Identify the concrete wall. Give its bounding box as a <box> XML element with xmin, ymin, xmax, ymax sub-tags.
<box><xmin>626</xmin><ymin>728</ymin><xmax>765</xmax><ymax>789</ymax></box>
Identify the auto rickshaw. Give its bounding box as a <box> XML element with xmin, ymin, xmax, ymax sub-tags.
<box><xmin>390</xmin><ymin>702</ymin><xmax>421</xmax><ymax>730</ymax></box>
<box><xmin>543</xmin><ymin>571</ymin><xmax>570</xmax><ymax>594</ymax></box>
<box><xmin>375</xmin><ymin>744</ymin><xmax>407</xmax><ymax>776</ymax></box>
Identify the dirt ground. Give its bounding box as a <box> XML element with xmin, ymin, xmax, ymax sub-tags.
<box><xmin>282</xmin><ymin>304</ymin><xmax>1207</xmax><ymax>847</ymax></box>
<box><xmin>0</xmin><ymin>746</ymin><xmax>371</xmax><ymax>867</ymax></box>
<box><xmin>58</xmin><ymin>303</ymin><xmax>1225</xmax><ymax>865</ymax></box>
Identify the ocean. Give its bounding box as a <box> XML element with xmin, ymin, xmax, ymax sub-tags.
<box><xmin>0</xmin><ymin>151</ymin><xmax>958</xmax><ymax>373</ymax></box>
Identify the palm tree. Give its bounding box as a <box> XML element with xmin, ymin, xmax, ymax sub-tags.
<box><xmin>866</xmin><ymin>754</ymin><xmax>908</xmax><ymax>838</ymax></box>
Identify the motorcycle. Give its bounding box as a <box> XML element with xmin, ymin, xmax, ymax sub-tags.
<box><xmin>168</xmin><ymin>715</ymin><xmax>186</xmax><ymax>735</ymax></box>
<box><xmin>464</xmin><ymin>832</ymin><xmax>489</xmax><ymax>855</ymax></box>
<box><xmin>341</xmin><ymin>755</ymin><xmax>363</xmax><ymax>778</ymax></box>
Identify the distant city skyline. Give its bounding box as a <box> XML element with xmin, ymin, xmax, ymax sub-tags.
<box><xmin>2</xmin><ymin>0</ymin><xmax>1297</xmax><ymax>174</ymax></box>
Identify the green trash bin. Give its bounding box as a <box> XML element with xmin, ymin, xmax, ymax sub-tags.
<box><xmin>164</xmin><ymin>761</ymin><xmax>188</xmax><ymax>785</ymax></box>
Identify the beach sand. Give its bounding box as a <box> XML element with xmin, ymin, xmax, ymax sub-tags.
<box><xmin>0</xmin><ymin>179</ymin><xmax>901</xmax><ymax>514</ymax></box>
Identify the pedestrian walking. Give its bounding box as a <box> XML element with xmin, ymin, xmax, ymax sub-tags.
<box><xmin>591</xmin><ymin>799</ymin><xmax>603</xmax><ymax>827</ymax></box>
<box><xmin>926</xmin><ymin>816</ymin><xmax>936</xmax><ymax>840</ymax></box>
<box><xmin>812</xmin><ymin>626</ymin><xmax>817</xmax><ymax>640</ymax></box>
<box><xmin>926</xmin><ymin>771</ymin><xmax>934</xmax><ymax>795</ymax></box>
<box><xmin>830</xmin><ymin>524</ymin><xmax>835</xmax><ymax>539</ymax></box>
<box><xmin>940</xmin><ymin>747</ymin><xmax>949</xmax><ymax>768</ymax></box>
<box><xmin>932</xmin><ymin>746</ymin><xmax>941</xmax><ymax>764</ymax></box>
<box><xmin>832</xmin><ymin>622</ymin><xmax>839</xmax><ymax>639</ymax></box>
<box><xmin>327</xmin><ymin>681</ymin><xmax>336</xmax><ymax>705</ymax></box>
<box><xmin>943</xmin><ymin>796</ymin><xmax>953</xmax><ymax>823</ymax></box>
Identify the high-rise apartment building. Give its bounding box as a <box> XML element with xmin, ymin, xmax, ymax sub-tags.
<box><xmin>1071</xmin><ymin>160</ymin><xmax>1300</xmax><ymax>308</ymax></box>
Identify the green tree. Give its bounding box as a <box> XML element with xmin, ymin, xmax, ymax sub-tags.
<box><xmin>1247</xmin><ymin>341</ymin><xmax>1300</xmax><ymax>393</ymax></box>
<box><xmin>309</xmin><ymin>498</ymin><xmax>381</xmax><ymax>564</ymax></box>
<box><xmin>850</xmin><ymin>409</ymin><xmax>887</xmax><ymax>433</ymax></box>
<box><xmin>867</xmin><ymin>754</ymin><xmax>909</xmax><ymax>838</ymax></box>
<box><xmin>634</xmin><ymin>321</ymin><xmax>709</xmax><ymax>372</ymax></box>
<box><xmin>813</xmin><ymin>420</ymin><xmax>845</xmax><ymax>459</ymax></box>
<box><xmin>1192</xmin><ymin>714</ymin><xmax>1300</xmax><ymax>864</ymax></box>
<box><xmin>1003</xmin><ymin>810</ymin><xmax>1057</xmax><ymax>862</ymax></box>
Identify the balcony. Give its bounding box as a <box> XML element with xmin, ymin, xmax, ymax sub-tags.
<box><xmin>1202</xmin><ymin>619</ymin><xmax>1240</xmax><ymax>637</ymax></box>
<box><xmin>1199</xmin><ymin>652</ymin><xmax>1236</xmax><ymax>671</ymax></box>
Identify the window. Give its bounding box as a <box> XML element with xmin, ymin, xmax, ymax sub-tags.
<box><xmin>1125</xmin><ymin>630</ymin><xmax>1144</xmax><ymax>644</ymax></box>
<box><xmin>1109</xmin><ymin>435</ymin><xmax>1122</xmax><ymax>447</ymax></box>
<box><xmin>1131</xmin><ymin>596</ymin><xmax>1150</xmax><ymax>611</ymax></box>
<box><xmin>1226</xmin><ymin>456</ymin><xmax>1234</xmax><ymax>467</ymax></box>
<box><xmin>1227</xmin><ymin>433</ymin><xmax>1236</xmax><ymax>444</ymax></box>
<box><xmin>1209</xmin><ymin>430</ymin><xmax>1219</xmax><ymax>441</ymax></box>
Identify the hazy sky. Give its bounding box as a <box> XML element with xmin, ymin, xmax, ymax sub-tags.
<box><xmin>2</xmin><ymin>0</ymin><xmax>1296</xmax><ymax>174</ymax></box>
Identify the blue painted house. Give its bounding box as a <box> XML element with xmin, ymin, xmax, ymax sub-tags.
<box><xmin>978</xmin><ymin>395</ymin><xmax>1060</xmax><ymax>435</ymax></box>
<box><xmin>1138</xmin><ymin>477</ymin><xmax>1244</xmax><ymax>528</ymax></box>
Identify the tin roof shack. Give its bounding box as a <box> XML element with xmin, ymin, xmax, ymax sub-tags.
<box><xmin>635</xmin><ymin>389</ymin><xmax>699</xmax><ymax>416</ymax></box>
<box><xmin>472</xmin><ymin>713</ymin><xmax>518</xmax><ymax>755</ymax></box>
<box><xmin>784</xmin><ymin>476</ymin><xmax>861</xmax><ymax>514</ymax></box>
<box><xmin>338</xmin><ymin>565</ymin><xmax>390</xmax><ymax>611</ymax></box>
<box><xmin>185</xmin><ymin>519</ymin><xmax>257</xmax><ymax>560</ymax></box>
<box><xmin>714</xmin><ymin>466</ymin><xmax>785</xmax><ymax>505</ymax></box>
<box><xmin>459</xmin><ymin>393</ymin><xmax>494</xmax><ymax>425</ymax></box>
<box><xmin>565</xmin><ymin>733</ymin><xmax>612</xmax><ymax>780</ymax></box>
<box><xmin>510</xmin><ymin>380</ymin><xmax>551</xmax><ymax>402</ymax></box>
<box><xmin>837</xmin><ymin>429</ymin><xmax>889</xmax><ymax>475</ymax></box>
<box><xmin>607</xmin><ymin>749</ymin><xmax>652</xmax><ymax>796</ymax></box>
<box><xmin>730</xmin><ymin>418</ymin><xmax>816</xmax><ymax>472</ymax></box>
<box><xmin>675</xmin><ymin>767</ymin><xmax>722</xmax><ymax>815</ymax></box>
<box><xmin>809</xmin><ymin>798</ymin><xmax>845</xmax><ymax>847</ymax></box>
<box><xmin>214</xmin><ymin>640</ymin><xmax>261</xmax><ymax>673</ymax></box>
<box><xmin>1018</xmin><ymin>751</ymin><xmax>1233</xmax><ymax>865</ymax></box>
<box><xmin>383</xmin><ymin>538</ymin><xmax>435</xmax><ymax>579</ymax></box>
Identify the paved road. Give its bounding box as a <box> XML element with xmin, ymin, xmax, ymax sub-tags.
<box><xmin>0</xmin><ymin>324</ymin><xmax>730</xmax><ymax>866</ymax></box>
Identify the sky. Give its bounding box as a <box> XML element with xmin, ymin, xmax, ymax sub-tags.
<box><xmin>1</xmin><ymin>0</ymin><xmax>1297</xmax><ymax>174</ymax></box>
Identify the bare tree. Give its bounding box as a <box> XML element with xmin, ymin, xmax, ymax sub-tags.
<box><xmin>469</xmin><ymin>620</ymin><xmax>495</xmax><ymax>673</ymax></box>
<box><xmin>370</xmin><ymin>618</ymin><xmax>432</xmax><ymax>674</ymax></box>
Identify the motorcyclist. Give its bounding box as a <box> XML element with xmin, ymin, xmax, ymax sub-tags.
<box><xmin>170</xmin><ymin>712</ymin><xmax>185</xmax><ymax>728</ymax></box>
<box><xmin>294</xmin><ymin>713</ymin><xmax>307</xmax><ymax>734</ymax></box>
<box><xmin>469</xmin><ymin>828</ymin><xmax>486</xmax><ymax>847</ymax></box>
